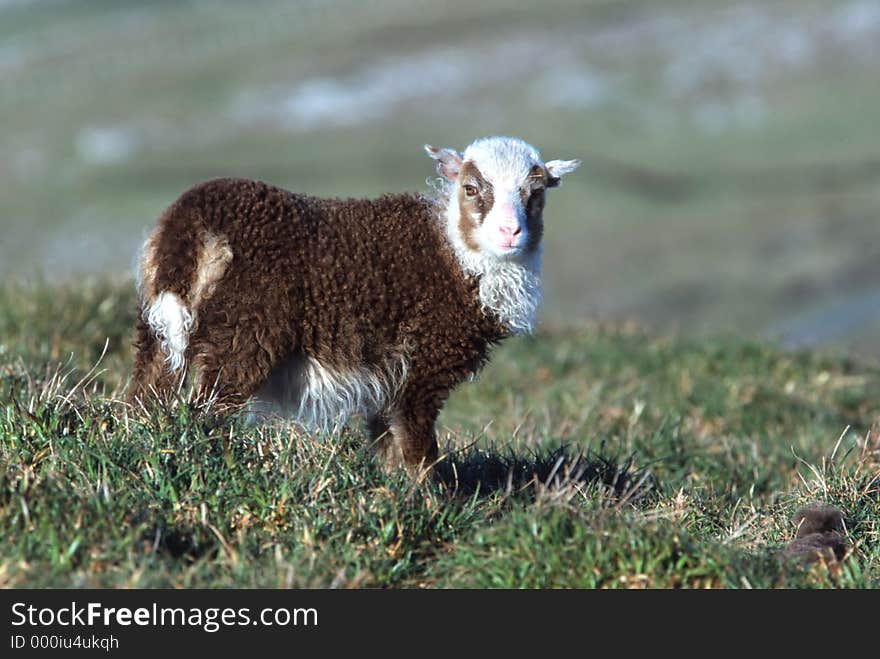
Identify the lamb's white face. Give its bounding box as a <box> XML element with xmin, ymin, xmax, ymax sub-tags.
<box><xmin>425</xmin><ymin>136</ymin><xmax>580</xmax><ymax>335</ymax></box>
<box><xmin>426</xmin><ymin>137</ymin><xmax>580</xmax><ymax>264</ymax></box>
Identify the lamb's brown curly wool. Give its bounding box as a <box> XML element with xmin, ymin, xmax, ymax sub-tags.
<box><xmin>132</xmin><ymin>178</ymin><xmax>505</xmax><ymax>468</ymax></box>
<box><xmin>131</xmin><ymin>136</ymin><xmax>581</xmax><ymax>471</ymax></box>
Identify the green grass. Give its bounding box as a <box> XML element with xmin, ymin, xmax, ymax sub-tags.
<box><xmin>1</xmin><ymin>279</ymin><xmax>878</xmax><ymax>588</ymax></box>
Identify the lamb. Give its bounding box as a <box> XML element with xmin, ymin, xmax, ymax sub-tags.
<box><xmin>130</xmin><ymin>136</ymin><xmax>580</xmax><ymax>471</ymax></box>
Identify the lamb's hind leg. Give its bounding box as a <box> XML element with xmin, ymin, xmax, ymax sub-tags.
<box><xmin>189</xmin><ymin>304</ymin><xmax>290</xmax><ymax>412</ymax></box>
<box><xmin>193</xmin><ymin>341</ymin><xmax>276</xmax><ymax>412</ymax></box>
<box><xmin>129</xmin><ymin>315</ymin><xmax>182</xmax><ymax>404</ymax></box>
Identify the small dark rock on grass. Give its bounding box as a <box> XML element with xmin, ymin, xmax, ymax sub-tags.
<box><xmin>783</xmin><ymin>503</ymin><xmax>848</xmax><ymax>564</ymax></box>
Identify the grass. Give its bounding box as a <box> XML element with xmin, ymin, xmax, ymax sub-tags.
<box><xmin>1</xmin><ymin>279</ymin><xmax>878</xmax><ymax>588</ymax></box>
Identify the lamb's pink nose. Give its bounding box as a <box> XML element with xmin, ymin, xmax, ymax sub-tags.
<box><xmin>499</xmin><ymin>225</ymin><xmax>522</xmax><ymax>238</ymax></box>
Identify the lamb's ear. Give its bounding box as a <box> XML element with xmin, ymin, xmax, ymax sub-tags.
<box><xmin>424</xmin><ymin>144</ymin><xmax>463</xmax><ymax>182</ymax></box>
<box><xmin>545</xmin><ymin>158</ymin><xmax>581</xmax><ymax>187</ymax></box>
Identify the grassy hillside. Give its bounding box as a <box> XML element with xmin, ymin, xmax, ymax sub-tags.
<box><xmin>1</xmin><ymin>280</ymin><xmax>878</xmax><ymax>588</ymax></box>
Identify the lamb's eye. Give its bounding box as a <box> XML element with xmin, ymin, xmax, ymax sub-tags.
<box><xmin>462</xmin><ymin>184</ymin><xmax>478</xmax><ymax>198</ymax></box>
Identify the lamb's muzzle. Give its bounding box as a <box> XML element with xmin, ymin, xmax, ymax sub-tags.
<box><xmin>130</xmin><ymin>136</ymin><xmax>580</xmax><ymax>471</ymax></box>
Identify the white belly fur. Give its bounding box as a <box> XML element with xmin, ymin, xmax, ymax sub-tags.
<box><xmin>248</xmin><ymin>353</ymin><xmax>408</xmax><ymax>429</ymax></box>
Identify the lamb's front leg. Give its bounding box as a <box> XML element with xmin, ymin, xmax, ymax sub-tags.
<box><xmin>372</xmin><ymin>393</ymin><xmax>442</xmax><ymax>473</ymax></box>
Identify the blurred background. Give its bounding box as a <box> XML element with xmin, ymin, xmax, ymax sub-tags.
<box><xmin>2</xmin><ymin>0</ymin><xmax>879</xmax><ymax>357</ymax></box>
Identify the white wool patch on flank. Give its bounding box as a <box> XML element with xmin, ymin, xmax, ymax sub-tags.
<box><xmin>298</xmin><ymin>356</ymin><xmax>408</xmax><ymax>428</ymax></box>
<box><xmin>146</xmin><ymin>291</ymin><xmax>192</xmax><ymax>372</ymax></box>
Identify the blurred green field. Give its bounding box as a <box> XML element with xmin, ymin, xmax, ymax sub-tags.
<box><xmin>1</xmin><ymin>280</ymin><xmax>879</xmax><ymax>588</ymax></box>
<box><xmin>3</xmin><ymin>0</ymin><xmax>880</xmax><ymax>353</ymax></box>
